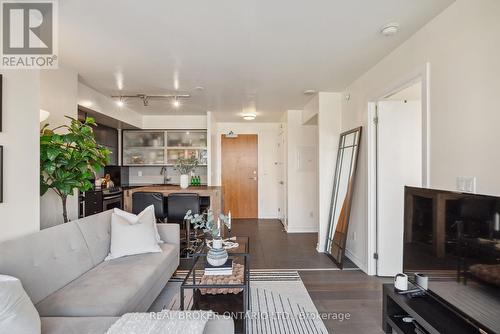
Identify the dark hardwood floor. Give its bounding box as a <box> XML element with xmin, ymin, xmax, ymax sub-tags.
<box><xmin>231</xmin><ymin>218</ymin><xmax>354</xmax><ymax>269</ymax></box>
<box><xmin>232</xmin><ymin>219</ymin><xmax>388</xmax><ymax>334</ymax></box>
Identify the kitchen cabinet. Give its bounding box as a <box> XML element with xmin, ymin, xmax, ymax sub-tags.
<box><xmin>82</xmin><ymin>190</ymin><xmax>103</xmax><ymax>217</ymax></box>
<box><xmin>122</xmin><ymin>130</ymin><xmax>207</xmax><ymax>166</ymax></box>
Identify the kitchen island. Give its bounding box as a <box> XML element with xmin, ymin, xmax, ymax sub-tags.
<box><xmin>123</xmin><ymin>185</ymin><xmax>222</xmax><ymax>219</ymax></box>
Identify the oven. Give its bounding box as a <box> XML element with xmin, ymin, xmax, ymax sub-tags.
<box><xmin>102</xmin><ymin>188</ymin><xmax>123</xmax><ymax>211</ymax></box>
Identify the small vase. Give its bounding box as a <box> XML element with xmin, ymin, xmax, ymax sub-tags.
<box><xmin>207</xmin><ymin>238</ymin><xmax>228</xmax><ymax>267</ymax></box>
<box><xmin>180</xmin><ymin>174</ymin><xmax>189</xmax><ymax>189</ymax></box>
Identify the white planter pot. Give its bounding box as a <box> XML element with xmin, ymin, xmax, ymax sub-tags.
<box><xmin>180</xmin><ymin>174</ymin><xmax>189</xmax><ymax>189</ymax></box>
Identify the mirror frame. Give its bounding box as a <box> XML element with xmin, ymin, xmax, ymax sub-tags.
<box><xmin>325</xmin><ymin>126</ymin><xmax>362</xmax><ymax>268</ymax></box>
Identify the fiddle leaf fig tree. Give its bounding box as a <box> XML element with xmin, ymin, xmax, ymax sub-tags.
<box><xmin>40</xmin><ymin>117</ymin><xmax>110</xmax><ymax>223</ymax></box>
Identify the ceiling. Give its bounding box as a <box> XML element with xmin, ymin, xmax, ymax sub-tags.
<box><xmin>59</xmin><ymin>0</ymin><xmax>454</xmax><ymax>122</ymax></box>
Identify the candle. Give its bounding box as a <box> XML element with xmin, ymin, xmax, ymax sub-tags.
<box><xmin>217</xmin><ymin>218</ymin><xmax>221</xmax><ymax>234</ymax></box>
<box><xmin>228</xmin><ymin>211</ymin><xmax>232</xmax><ymax>230</ymax></box>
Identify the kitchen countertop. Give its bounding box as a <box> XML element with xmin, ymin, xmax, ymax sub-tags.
<box><xmin>123</xmin><ymin>185</ymin><xmax>222</xmax><ymax>220</ymax></box>
<box><xmin>122</xmin><ymin>183</ymin><xmax>209</xmax><ymax>190</ymax></box>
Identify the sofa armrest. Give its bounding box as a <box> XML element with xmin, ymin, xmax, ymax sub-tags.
<box><xmin>157</xmin><ymin>223</ymin><xmax>180</xmax><ymax>248</ymax></box>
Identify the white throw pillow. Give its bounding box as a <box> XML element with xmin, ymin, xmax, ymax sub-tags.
<box><xmin>0</xmin><ymin>275</ymin><xmax>41</xmax><ymax>334</ymax></box>
<box><xmin>113</xmin><ymin>206</ymin><xmax>163</xmax><ymax>243</ymax></box>
<box><xmin>106</xmin><ymin>210</ymin><xmax>162</xmax><ymax>260</ymax></box>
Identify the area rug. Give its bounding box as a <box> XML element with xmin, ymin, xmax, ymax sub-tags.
<box><xmin>150</xmin><ymin>270</ymin><xmax>329</xmax><ymax>334</ymax></box>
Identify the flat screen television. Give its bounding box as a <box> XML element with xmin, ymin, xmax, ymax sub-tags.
<box><xmin>403</xmin><ymin>186</ymin><xmax>500</xmax><ymax>333</ymax></box>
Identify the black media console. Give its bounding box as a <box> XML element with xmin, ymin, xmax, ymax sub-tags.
<box><xmin>382</xmin><ymin>284</ymin><xmax>489</xmax><ymax>334</ymax></box>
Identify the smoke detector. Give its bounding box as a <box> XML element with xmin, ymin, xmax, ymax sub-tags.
<box><xmin>380</xmin><ymin>22</ymin><xmax>400</xmax><ymax>37</ymax></box>
<box><xmin>303</xmin><ymin>89</ymin><xmax>316</xmax><ymax>95</ymax></box>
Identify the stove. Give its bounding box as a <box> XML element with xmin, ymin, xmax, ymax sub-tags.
<box><xmin>102</xmin><ymin>187</ymin><xmax>123</xmax><ymax>211</ymax></box>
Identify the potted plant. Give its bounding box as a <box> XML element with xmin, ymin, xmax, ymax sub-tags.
<box><xmin>185</xmin><ymin>209</ymin><xmax>230</xmax><ymax>266</ymax></box>
<box><xmin>174</xmin><ymin>156</ymin><xmax>198</xmax><ymax>189</ymax></box>
<box><xmin>40</xmin><ymin>117</ymin><xmax>110</xmax><ymax>223</ymax></box>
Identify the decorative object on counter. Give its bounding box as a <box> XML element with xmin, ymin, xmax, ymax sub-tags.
<box><xmin>191</xmin><ymin>175</ymin><xmax>201</xmax><ymax>186</ymax></box>
<box><xmin>174</xmin><ymin>156</ymin><xmax>198</xmax><ymax>189</ymax></box>
<box><xmin>0</xmin><ymin>146</ymin><xmax>3</xmax><ymax>203</ymax></box>
<box><xmin>40</xmin><ymin>117</ymin><xmax>110</xmax><ymax>223</ymax></box>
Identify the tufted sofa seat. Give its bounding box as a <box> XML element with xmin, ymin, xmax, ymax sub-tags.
<box><xmin>0</xmin><ymin>211</ymin><xmax>184</xmax><ymax>333</ymax></box>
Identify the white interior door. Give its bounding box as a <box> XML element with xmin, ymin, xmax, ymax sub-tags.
<box><xmin>377</xmin><ymin>100</ymin><xmax>422</xmax><ymax>276</ymax></box>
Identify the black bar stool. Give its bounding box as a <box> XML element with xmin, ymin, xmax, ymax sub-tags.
<box><xmin>167</xmin><ymin>193</ymin><xmax>200</xmax><ymax>256</ymax></box>
<box><xmin>132</xmin><ymin>192</ymin><xmax>166</xmax><ymax>222</ymax></box>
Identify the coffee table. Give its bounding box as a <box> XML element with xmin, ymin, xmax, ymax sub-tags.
<box><xmin>180</xmin><ymin>236</ymin><xmax>250</xmax><ymax>333</ymax></box>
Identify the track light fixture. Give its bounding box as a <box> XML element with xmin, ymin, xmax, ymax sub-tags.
<box><xmin>111</xmin><ymin>94</ymin><xmax>190</xmax><ymax>107</ymax></box>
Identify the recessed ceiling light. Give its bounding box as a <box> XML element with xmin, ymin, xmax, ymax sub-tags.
<box><xmin>172</xmin><ymin>97</ymin><xmax>180</xmax><ymax>108</ymax></box>
<box><xmin>242</xmin><ymin>113</ymin><xmax>256</xmax><ymax>121</ymax></box>
<box><xmin>380</xmin><ymin>22</ymin><xmax>400</xmax><ymax>37</ymax></box>
<box><xmin>303</xmin><ymin>89</ymin><xmax>316</xmax><ymax>95</ymax></box>
<box><xmin>194</xmin><ymin>86</ymin><xmax>205</xmax><ymax>91</ymax></box>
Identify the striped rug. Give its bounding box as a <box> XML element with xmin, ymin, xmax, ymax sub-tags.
<box><xmin>150</xmin><ymin>270</ymin><xmax>329</xmax><ymax>333</ymax></box>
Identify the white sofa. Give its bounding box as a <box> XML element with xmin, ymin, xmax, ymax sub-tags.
<box><xmin>0</xmin><ymin>210</ymin><xmax>233</xmax><ymax>334</ymax></box>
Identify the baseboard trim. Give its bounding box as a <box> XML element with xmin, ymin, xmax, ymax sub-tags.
<box><xmin>286</xmin><ymin>227</ymin><xmax>319</xmax><ymax>233</ymax></box>
<box><xmin>345</xmin><ymin>248</ymin><xmax>367</xmax><ymax>273</ymax></box>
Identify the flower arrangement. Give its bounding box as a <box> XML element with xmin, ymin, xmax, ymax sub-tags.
<box><xmin>174</xmin><ymin>156</ymin><xmax>199</xmax><ymax>175</ymax></box>
<box><xmin>184</xmin><ymin>209</ymin><xmax>231</xmax><ymax>239</ymax></box>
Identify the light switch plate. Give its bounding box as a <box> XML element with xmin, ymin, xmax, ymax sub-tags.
<box><xmin>456</xmin><ymin>176</ymin><xmax>476</xmax><ymax>193</ymax></box>
<box><xmin>138</xmin><ymin>170</ymin><xmax>143</xmax><ymax>177</ymax></box>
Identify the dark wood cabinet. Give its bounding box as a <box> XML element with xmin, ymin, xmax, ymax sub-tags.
<box><xmin>83</xmin><ymin>190</ymin><xmax>103</xmax><ymax>217</ymax></box>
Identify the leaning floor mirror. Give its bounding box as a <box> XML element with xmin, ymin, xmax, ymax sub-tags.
<box><xmin>325</xmin><ymin>127</ymin><xmax>362</xmax><ymax>268</ymax></box>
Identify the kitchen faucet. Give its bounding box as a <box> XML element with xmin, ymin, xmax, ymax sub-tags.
<box><xmin>160</xmin><ymin>166</ymin><xmax>171</xmax><ymax>184</ymax></box>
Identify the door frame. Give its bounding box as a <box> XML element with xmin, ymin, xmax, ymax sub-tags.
<box><xmin>366</xmin><ymin>63</ymin><xmax>431</xmax><ymax>276</ymax></box>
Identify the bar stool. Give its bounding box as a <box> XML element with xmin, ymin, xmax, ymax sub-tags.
<box><xmin>132</xmin><ymin>192</ymin><xmax>166</xmax><ymax>222</ymax></box>
<box><xmin>167</xmin><ymin>193</ymin><xmax>200</xmax><ymax>256</ymax></box>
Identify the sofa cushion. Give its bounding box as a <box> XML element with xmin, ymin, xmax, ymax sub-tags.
<box><xmin>75</xmin><ymin>211</ymin><xmax>113</xmax><ymax>266</ymax></box>
<box><xmin>0</xmin><ymin>275</ymin><xmax>41</xmax><ymax>334</ymax></box>
<box><xmin>41</xmin><ymin>317</ymin><xmax>118</xmax><ymax>334</ymax></box>
<box><xmin>105</xmin><ymin>211</ymin><xmax>162</xmax><ymax>260</ymax></box>
<box><xmin>0</xmin><ymin>222</ymin><xmax>94</xmax><ymax>304</ymax></box>
<box><xmin>36</xmin><ymin>243</ymin><xmax>177</xmax><ymax>317</ymax></box>
<box><xmin>40</xmin><ymin>316</ymin><xmax>232</xmax><ymax>334</ymax></box>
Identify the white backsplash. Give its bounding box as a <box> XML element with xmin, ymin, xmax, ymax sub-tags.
<box><xmin>128</xmin><ymin>166</ymin><xmax>207</xmax><ymax>185</ymax></box>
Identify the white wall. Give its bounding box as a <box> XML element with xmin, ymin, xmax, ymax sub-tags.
<box><xmin>40</xmin><ymin>68</ymin><xmax>79</xmax><ymax>229</ymax></box>
<box><xmin>215</xmin><ymin>122</ymin><xmax>281</xmax><ymax>219</ymax></box>
<box><xmin>0</xmin><ymin>71</ymin><xmax>40</xmax><ymax>242</ymax></box>
<box><xmin>207</xmin><ymin>111</ymin><xmax>217</xmax><ymax>186</ymax></box>
<box><xmin>142</xmin><ymin>115</ymin><xmax>207</xmax><ymax>130</ymax></box>
<box><xmin>285</xmin><ymin>110</ymin><xmax>319</xmax><ymax>232</ymax></box>
<box><xmin>317</xmin><ymin>93</ymin><xmax>342</xmax><ymax>251</ymax></box>
<box><xmin>341</xmin><ymin>0</ymin><xmax>500</xmax><ymax>273</ymax></box>
<box><xmin>78</xmin><ymin>83</ymin><xmax>143</xmax><ymax>128</ymax></box>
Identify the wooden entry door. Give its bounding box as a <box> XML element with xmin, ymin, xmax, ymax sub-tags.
<box><xmin>221</xmin><ymin>134</ymin><xmax>258</xmax><ymax>218</ymax></box>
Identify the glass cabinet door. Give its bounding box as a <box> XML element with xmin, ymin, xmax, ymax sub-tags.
<box><xmin>123</xmin><ymin>148</ymin><xmax>165</xmax><ymax>165</ymax></box>
<box><xmin>123</xmin><ymin>131</ymin><xmax>165</xmax><ymax>148</ymax></box>
<box><xmin>122</xmin><ymin>131</ymin><xmax>166</xmax><ymax>165</ymax></box>
<box><xmin>167</xmin><ymin>149</ymin><xmax>207</xmax><ymax>165</ymax></box>
<box><xmin>166</xmin><ymin>131</ymin><xmax>207</xmax><ymax>148</ymax></box>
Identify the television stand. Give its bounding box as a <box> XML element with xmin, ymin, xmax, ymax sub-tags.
<box><xmin>382</xmin><ymin>284</ymin><xmax>485</xmax><ymax>334</ymax></box>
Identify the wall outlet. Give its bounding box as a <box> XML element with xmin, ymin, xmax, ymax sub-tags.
<box><xmin>138</xmin><ymin>170</ymin><xmax>143</xmax><ymax>177</ymax></box>
<box><xmin>456</xmin><ymin>176</ymin><xmax>476</xmax><ymax>193</ymax></box>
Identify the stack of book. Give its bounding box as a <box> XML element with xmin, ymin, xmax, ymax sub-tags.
<box><xmin>204</xmin><ymin>259</ymin><xmax>233</xmax><ymax>276</ymax></box>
